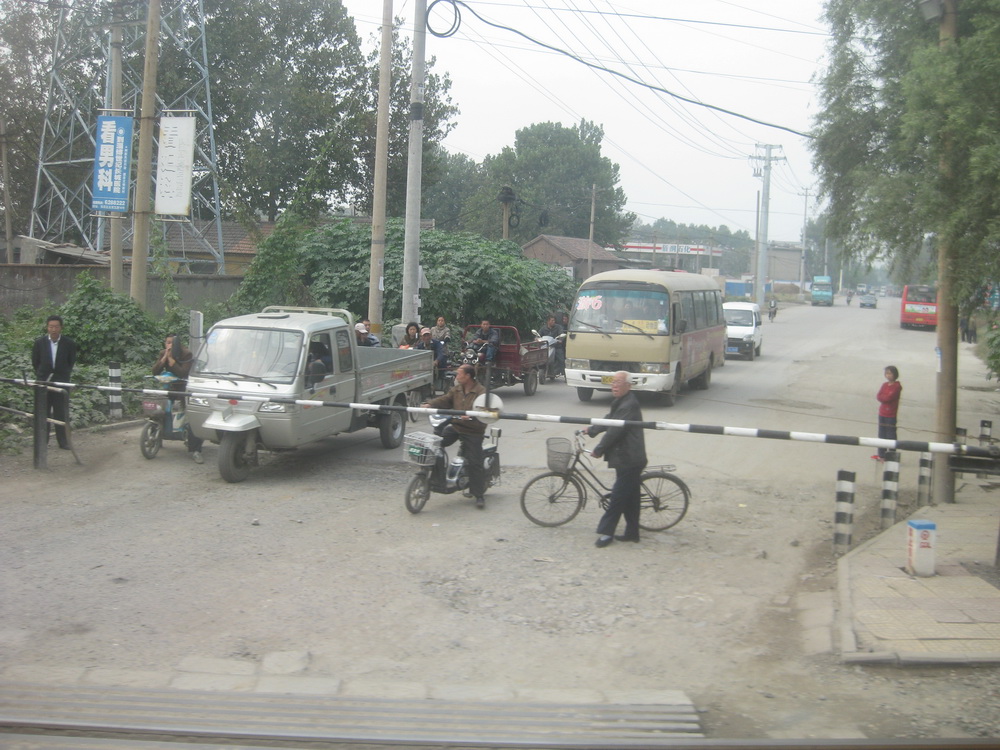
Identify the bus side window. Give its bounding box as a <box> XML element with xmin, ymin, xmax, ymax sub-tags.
<box><xmin>708</xmin><ymin>291</ymin><xmax>722</xmax><ymax>326</ymax></box>
<box><xmin>693</xmin><ymin>292</ymin><xmax>708</xmax><ymax>330</ymax></box>
<box><xmin>672</xmin><ymin>300</ymin><xmax>687</xmax><ymax>334</ymax></box>
<box><xmin>679</xmin><ymin>292</ymin><xmax>694</xmax><ymax>334</ymax></box>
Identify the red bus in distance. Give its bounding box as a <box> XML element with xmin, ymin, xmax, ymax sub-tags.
<box><xmin>900</xmin><ymin>285</ymin><xmax>938</xmax><ymax>329</ymax></box>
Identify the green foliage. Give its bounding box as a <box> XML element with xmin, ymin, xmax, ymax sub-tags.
<box><xmin>985</xmin><ymin>318</ymin><xmax>1000</xmax><ymax>381</ymax></box>
<box><xmin>229</xmin><ymin>212</ymin><xmax>316</xmax><ymax>314</ymax></box>
<box><xmin>354</xmin><ymin>20</ymin><xmax>459</xmax><ymax>218</ymax></box>
<box><xmin>299</xmin><ymin>218</ymin><xmax>577</xmax><ymax>333</ymax></box>
<box><xmin>0</xmin><ymin>289</ymin><xmax>159</xmax><ymax>454</ymax></box>
<box><xmin>59</xmin><ymin>271</ymin><xmax>162</xmax><ymax>365</ymax></box>
<box><xmin>813</xmin><ymin>0</ymin><xmax>1000</xmax><ymax>301</ymax></box>
<box><xmin>435</xmin><ymin>120</ymin><xmax>635</xmax><ymax>246</ymax></box>
<box><xmin>196</xmin><ymin>0</ymin><xmax>367</xmax><ymax>221</ymax></box>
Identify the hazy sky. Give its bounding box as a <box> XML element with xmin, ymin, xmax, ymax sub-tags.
<box><xmin>342</xmin><ymin>1</ymin><xmax>829</xmax><ymax>243</ymax></box>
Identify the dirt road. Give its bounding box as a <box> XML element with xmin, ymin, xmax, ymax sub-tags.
<box><xmin>2</xmin><ymin>422</ymin><xmax>999</xmax><ymax>741</ymax></box>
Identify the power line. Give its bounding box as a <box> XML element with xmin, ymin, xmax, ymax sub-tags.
<box><xmin>426</xmin><ymin>0</ymin><xmax>813</xmax><ymax>138</ymax></box>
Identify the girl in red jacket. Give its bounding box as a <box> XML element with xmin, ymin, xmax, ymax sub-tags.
<box><xmin>874</xmin><ymin>365</ymin><xmax>902</xmax><ymax>461</ymax></box>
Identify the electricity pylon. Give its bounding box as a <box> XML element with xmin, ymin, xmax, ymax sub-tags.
<box><xmin>31</xmin><ymin>0</ymin><xmax>224</xmax><ymax>273</ymax></box>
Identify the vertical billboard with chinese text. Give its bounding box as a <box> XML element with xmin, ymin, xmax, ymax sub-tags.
<box><xmin>91</xmin><ymin>116</ymin><xmax>133</xmax><ymax>213</ymax></box>
<box><xmin>155</xmin><ymin>116</ymin><xmax>196</xmax><ymax>215</ymax></box>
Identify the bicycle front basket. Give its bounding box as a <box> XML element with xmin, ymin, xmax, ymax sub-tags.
<box><xmin>546</xmin><ymin>437</ymin><xmax>574</xmax><ymax>473</ymax></box>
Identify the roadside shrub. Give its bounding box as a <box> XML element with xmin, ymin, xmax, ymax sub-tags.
<box><xmin>60</xmin><ymin>271</ymin><xmax>162</xmax><ymax>365</ymax></box>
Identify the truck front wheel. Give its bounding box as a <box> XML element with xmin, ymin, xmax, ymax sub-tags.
<box><xmin>218</xmin><ymin>431</ymin><xmax>256</xmax><ymax>483</ymax></box>
<box><xmin>380</xmin><ymin>398</ymin><xmax>405</xmax><ymax>448</ymax></box>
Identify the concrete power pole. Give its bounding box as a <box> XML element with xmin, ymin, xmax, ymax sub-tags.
<box><xmin>751</xmin><ymin>144</ymin><xmax>783</xmax><ymax>308</ymax></box>
<box><xmin>798</xmin><ymin>188</ymin><xmax>809</xmax><ymax>300</ymax></box>
<box><xmin>1</xmin><ymin>119</ymin><xmax>12</xmax><ymax>263</ymax></box>
<box><xmin>588</xmin><ymin>183</ymin><xmax>596</xmax><ymax>278</ymax></box>
<box><xmin>367</xmin><ymin>0</ymin><xmax>393</xmax><ymax>337</ymax></box>
<box><xmin>129</xmin><ymin>0</ymin><xmax>161</xmax><ymax>309</ymax></box>
<box><xmin>109</xmin><ymin>13</ymin><xmax>124</xmax><ymax>293</ymax></box>
<box><xmin>401</xmin><ymin>0</ymin><xmax>427</xmax><ymax>325</ymax></box>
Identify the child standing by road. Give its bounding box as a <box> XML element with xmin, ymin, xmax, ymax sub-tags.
<box><xmin>874</xmin><ymin>365</ymin><xmax>902</xmax><ymax>461</ymax></box>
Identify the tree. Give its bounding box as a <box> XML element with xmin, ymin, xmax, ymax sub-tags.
<box><xmin>198</xmin><ymin>0</ymin><xmax>367</xmax><ymax>221</ymax></box>
<box><xmin>812</xmin><ymin>0</ymin><xmax>1000</xmax><ymax>303</ymax></box>
<box><xmin>417</xmin><ymin>147</ymin><xmax>484</xmax><ymax>231</ymax></box>
<box><xmin>297</xmin><ymin>218</ymin><xmax>578</xmax><ymax>333</ymax></box>
<box><xmin>460</xmin><ymin>120</ymin><xmax>635</xmax><ymax>246</ymax></box>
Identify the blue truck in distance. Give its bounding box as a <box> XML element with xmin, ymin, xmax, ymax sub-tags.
<box><xmin>811</xmin><ymin>275</ymin><xmax>834</xmax><ymax>306</ymax></box>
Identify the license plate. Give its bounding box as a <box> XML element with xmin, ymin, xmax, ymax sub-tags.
<box><xmin>726</xmin><ymin>346</ymin><xmax>739</xmax><ymax>353</ymax></box>
<box><xmin>600</xmin><ymin>375</ymin><xmax>614</xmax><ymax>384</ymax></box>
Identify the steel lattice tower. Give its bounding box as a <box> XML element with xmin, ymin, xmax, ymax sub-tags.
<box><xmin>31</xmin><ymin>0</ymin><xmax>224</xmax><ymax>272</ymax></box>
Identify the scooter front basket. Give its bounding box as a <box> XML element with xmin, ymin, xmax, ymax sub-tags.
<box><xmin>404</xmin><ymin>431</ymin><xmax>442</xmax><ymax>466</ymax></box>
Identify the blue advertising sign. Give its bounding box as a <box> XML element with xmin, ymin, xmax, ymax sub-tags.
<box><xmin>91</xmin><ymin>115</ymin><xmax>133</xmax><ymax>213</ymax></box>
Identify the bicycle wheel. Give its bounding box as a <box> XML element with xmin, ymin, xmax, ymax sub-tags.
<box><xmin>520</xmin><ymin>472</ymin><xmax>585</xmax><ymax>527</ymax></box>
<box><xmin>638</xmin><ymin>471</ymin><xmax>690</xmax><ymax>531</ymax></box>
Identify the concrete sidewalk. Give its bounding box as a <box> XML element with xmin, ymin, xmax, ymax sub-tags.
<box><xmin>838</xmin><ymin>478</ymin><xmax>1000</xmax><ymax>664</ymax></box>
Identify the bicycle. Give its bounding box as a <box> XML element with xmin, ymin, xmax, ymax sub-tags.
<box><xmin>520</xmin><ymin>432</ymin><xmax>690</xmax><ymax>530</ymax></box>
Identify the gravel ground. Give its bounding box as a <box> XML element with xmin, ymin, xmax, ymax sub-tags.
<box><xmin>2</xmin><ymin>425</ymin><xmax>999</xmax><ymax>741</ymax></box>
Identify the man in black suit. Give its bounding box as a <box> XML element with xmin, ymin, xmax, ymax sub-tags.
<box><xmin>31</xmin><ymin>315</ymin><xmax>78</xmax><ymax>449</ymax></box>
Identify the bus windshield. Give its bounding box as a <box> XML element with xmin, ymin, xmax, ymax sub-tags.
<box><xmin>571</xmin><ymin>287</ymin><xmax>669</xmax><ymax>335</ymax></box>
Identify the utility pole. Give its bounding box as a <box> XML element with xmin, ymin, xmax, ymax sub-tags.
<box><xmin>751</xmin><ymin>144</ymin><xmax>783</xmax><ymax>307</ymax></box>
<box><xmin>932</xmin><ymin>0</ymin><xmax>960</xmax><ymax>504</ymax></box>
<box><xmin>109</xmin><ymin>12</ymin><xmax>125</xmax><ymax>293</ymax></box>
<box><xmin>401</xmin><ymin>0</ymin><xmax>427</xmax><ymax>325</ymax></box>
<box><xmin>798</xmin><ymin>188</ymin><xmax>809</xmax><ymax>300</ymax></box>
<box><xmin>498</xmin><ymin>186</ymin><xmax>514</xmax><ymax>240</ymax></box>
<box><xmin>129</xmin><ymin>0</ymin><xmax>161</xmax><ymax>309</ymax></box>
<box><xmin>367</xmin><ymin>0</ymin><xmax>392</xmax><ymax>336</ymax></box>
<box><xmin>588</xmin><ymin>183</ymin><xmax>596</xmax><ymax>278</ymax></box>
<box><xmin>1</xmin><ymin>119</ymin><xmax>12</xmax><ymax>263</ymax></box>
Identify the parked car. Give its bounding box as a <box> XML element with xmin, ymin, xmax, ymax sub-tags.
<box><xmin>859</xmin><ymin>294</ymin><xmax>878</xmax><ymax>309</ymax></box>
<box><xmin>722</xmin><ymin>301</ymin><xmax>763</xmax><ymax>360</ymax></box>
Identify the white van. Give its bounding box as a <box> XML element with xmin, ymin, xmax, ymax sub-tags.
<box><xmin>723</xmin><ymin>302</ymin><xmax>763</xmax><ymax>361</ymax></box>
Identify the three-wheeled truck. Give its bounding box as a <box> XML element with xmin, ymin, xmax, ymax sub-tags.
<box><xmin>458</xmin><ymin>325</ymin><xmax>548</xmax><ymax>396</ymax></box>
<box><xmin>186</xmin><ymin>307</ymin><xmax>433</xmax><ymax>482</ymax></box>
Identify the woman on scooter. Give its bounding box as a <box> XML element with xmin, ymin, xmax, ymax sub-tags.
<box><xmin>152</xmin><ymin>334</ymin><xmax>204</xmax><ymax>463</ymax></box>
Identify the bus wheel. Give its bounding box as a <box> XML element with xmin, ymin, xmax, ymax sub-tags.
<box><xmin>662</xmin><ymin>371</ymin><xmax>680</xmax><ymax>406</ymax></box>
<box><xmin>576</xmin><ymin>387</ymin><xmax>593</xmax><ymax>402</ymax></box>
<box><xmin>694</xmin><ymin>359</ymin><xmax>712</xmax><ymax>390</ymax></box>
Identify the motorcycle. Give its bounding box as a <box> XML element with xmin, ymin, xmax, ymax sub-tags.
<box><xmin>139</xmin><ymin>374</ymin><xmax>190</xmax><ymax>459</ymax></box>
<box><xmin>768</xmin><ymin>304</ymin><xmax>777</xmax><ymax>323</ymax></box>
<box><xmin>403</xmin><ymin>393</ymin><xmax>503</xmax><ymax>514</ymax></box>
<box><xmin>532</xmin><ymin>330</ymin><xmax>566</xmax><ymax>384</ymax></box>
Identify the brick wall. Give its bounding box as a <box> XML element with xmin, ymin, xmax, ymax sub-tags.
<box><xmin>0</xmin><ymin>265</ymin><xmax>241</xmax><ymax>317</ymax></box>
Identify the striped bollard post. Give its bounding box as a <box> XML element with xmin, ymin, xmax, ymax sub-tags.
<box><xmin>978</xmin><ymin>420</ymin><xmax>993</xmax><ymax>480</ymax></box>
<box><xmin>917</xmin><ymin>452</ymin><xmax>933</xmax><ymax>507</ymax></box>
<box><xmin>880</xmin><ymin>450</ymin><xmax>900</xmax><ymax>529</ymax></box>
<box><xmin>834</xmin><ymin>470</ymin><xmax>856</xmax><ymax>556</ymax></box>
<box><xmin>108</xmin><ymin>362</ymin><xmax>122</xmax><ymax>420</ymax></box>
